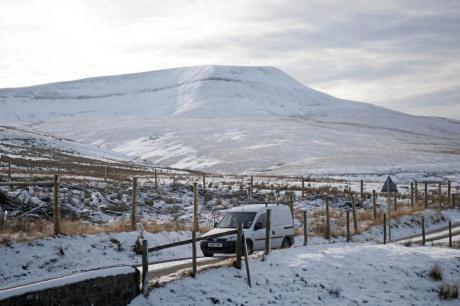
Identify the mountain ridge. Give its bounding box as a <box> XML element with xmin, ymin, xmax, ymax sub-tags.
<box><xmin>0</xmin><ymin>65</ymin><xmax>459</xmax><ymax>175</ymax></box>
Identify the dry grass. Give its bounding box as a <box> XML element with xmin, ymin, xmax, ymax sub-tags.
<box><xmin>0</xmin><ymin>218</ymin><xmax>209</xmax><ymax>245</ymax></box>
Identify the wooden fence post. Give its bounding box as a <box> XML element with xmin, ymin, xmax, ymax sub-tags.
<box><xmin>235</xmin><ymin>223</ymin><xmax>242</xmax><ymax>269</ymax></box>
<box><xmin>453</xmin><ymin>194</ymin><xmax>456</xmax><ymax>209</ymax></box>
<box><xmin>383</xmin><ymin>214</ymin><xmax>387</xmax><ymax>244</ymax></box>
<box><xmin>388</xmin><ymin>216</ymin><xmax>391</xmax><ymax>242</ymax></box>
<box><xmin>352</xmin><ymin>197</ymin><xmax>358</xmax><ymax>232</ymax></box>
<box><xmin>53</xmin><ymin>175</ymin><xmax>61</xmax><ymax>235</ymax></box>
<box><xmin>142</xmin><ymin>239</ymin><xmax>149</xmax><ymax>296</ymax></box>
<box><xmin>154</xmin><ymin>169</ymin><xmax>158</xmax><ymax>188</ymax></box>
<box><xmin>131</xmin><ymin>177</ymin><xmax>138</xmax><ymax>231</ymax></box>
<box><xmin>301</xmin><ymin>177</ymin><xmax>305</xmax><ymax>197</ymax></box>
<box><xmin>346</xmin><ymin>211</ymin><xmax>350</xmax><ymax>242</ymax></box>
<box><xmin>193</xmin><ymin>182</ymin><xmax>198</xmax><ymax>231</ymax></box>
<box><xmin>265</xmin><ymin>209</ymin><xmax>271</xmax><ymax>255</ymax></box>
<box><xmin>394</xmin><ymin>193</ymin><xmax>398</xmax><ymax>211</ymax></box>
<box><xmin>447</xmin><ymin>181</ymin><xmax>451</xmax><ymax>208</ymax></box>
<box><xmin>372</xmin><ymin>190</ymin><xmax>377</xmax><ymax>221</ymax></box>
<box><xmin>8</xmin><ymin>163</ymin><xmax>11</xmax><ymax>180</ymax></box>
<box><xmin>448</xmin><ymin>220</ymin><xmax>452</xmax><ymax>248</ymax></box>
<box><xmin>250</xmin><ymin>175</ymin><xmax>253</xmax><ymax>192</ymax></box>
<box><xmin>424</xmin><ymin>182</ymin><xmax>428</xmax><ymax>208</ymax></box>
<box><xmin>289</xmin><ymin>194</ymin><xmax>294</xmax><ymax>217</ymax></box>
<box><xmin>410</xmin><ymin>182</ymin><xmax>414</xmax><ymax>208</ymax></box>
<box><xmin>360</xmin><ymin>180</ymin><xmax>364</xmax><ymax>200</ymax></box>
<box><xmin>414</xmin><ymin>180</ymin><xmax>418</xmax><ymax>204</ymax></box>
<box><xmin>202</xmin><ymin>173</ymin><xmax>206</xmax><ymax>189</ymax></box>
<box><xmin>438</xmin><ymin>182</ymin><xmax>442</xmax><ymax>208</ymax></box>
<box><xmin>303</xmin><ymin>210</ymin><xmax>308</xmax><ymax>246</ymax></box>
<box><xmin>325</xmin><ymin>199</ymin><xmax>330</xmax><ymax>241</ymax></box>
<box><xmin>247</xmin><ymin>187</ymin><xmax>251</xmax><ymax>203</ymax></box>
<box><xmin>104</xmin><ymin>166</ymin><xmax>107</xmax><ymax>182</ymax></box>
<box><xmin>422</xmin><ymin>217</ymin><xmax>425</xmax><ymax>246</ymax></box>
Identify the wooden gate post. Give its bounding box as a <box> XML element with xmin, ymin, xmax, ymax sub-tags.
<box><xmin>192</xmin><ymin>182</ymin><xmax>198</xmax><ymax>278</ymax></box>
<box><xmin>325</xmin><ymin>199</ymin><xmax>330</xmax><ymax>241</ymax></box>
<box><xmin>422</xmin><ymin>217</ymin><xmax>425</xmax><ymax>246</ymax></box>
<box><xmin>372</xmin><ymin>190</ymin><xmax>377</xmax><ymax>221</ymax></box>
<box><xmin>346</xmin><ymin>211</ymin><xmax>351</xmax><ymax>242</ymax></box>
<box><xmin>383</xmin><ymin>213</ymin><xmax>387</xmax><ymax>244</ymax></box>
<box><xmin>192</xmin><ymin>231</ymin><xmax>197</xmax><ymax>278</ymax></box>
<box><xmin>235</xmin><ymin>223</ymin><xmax>243</xmax><ymax>269</ymax></box>
<box><xmin>301</xmin><ymin>177</ymin><xmax>305</xmax><ymax>197</ymax></box>
<box><xmin>448</xmin><ymin>220</ymin><xmax>452</xmax><ymax>248</ymax></box>
<box><xmin>131</xmin><ymin>177</ymin><xmax>138</xmax><ymax>231</ymax></box>
<box><xmin>142</xmin><ymin>239</ymin><xmax>149</xmax><ymax>296</ymax></box>
<box><xmin>303</xmin><ymin>210</ymin><xmax>308</xmax><ymax>246</ymax></box>
<box><xmin>360</xmin><ymin>180</ymin><xmax>364</xmax><ymax>200</ymax></box>
<box><xmin>424</xmin><ymin>182</ymin><xmax>428</xmax><ymax>208</ymax></box>
<box><xmin>351</xmin><ymin>197</ymin><xmax>358</xmax><ymax>233</ymax></box>
<box><xmin>265</xmin><ymin>209</ymin><xmax>271</xmax><ymax>255</ymax></box>
<box><xmin>242</xmin><ymin>232</ymin><xmax>252</xmax><ymax>288</ymax></box>
<box><xmin>53</xmin><ymin>175</ymin><xmax>61</xmax><ymax>235</ymax></box>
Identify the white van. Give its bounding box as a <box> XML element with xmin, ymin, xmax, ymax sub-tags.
<box><xmin>200</xmin><ymin>204</ymin><xmax>294</xmax><ymax>257</ymax></box>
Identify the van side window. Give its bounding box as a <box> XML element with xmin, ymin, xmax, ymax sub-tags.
<box><xmin>255</xmin><ymin>213</ymin><xmax>266</xmax><ymax>229</ymax></box>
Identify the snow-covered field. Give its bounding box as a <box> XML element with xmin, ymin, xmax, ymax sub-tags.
<box><xmin>1</xmin><ymin>65</ymin><xmax>459</xmax><ymax>175</ymax></box>
<box><xmin>0</xmin><ymin>230</ymin><xmax>203</xmax><ymax>290</ymax></box>
<box><xmin>131</xmin><ymin>243</ymin><xmax>460</xmax><ymax>306</ymax></box>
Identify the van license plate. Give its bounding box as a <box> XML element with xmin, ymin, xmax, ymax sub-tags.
<box><xmin>208</xmin><ymin>242</ymin><xmax>222</xmax><ymax>248</ymax></box>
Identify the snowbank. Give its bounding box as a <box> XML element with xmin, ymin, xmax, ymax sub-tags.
<box><xmin>131</xmin><ymin>243</ymin><xmax>460</xmax><ymax>306</ymax></box>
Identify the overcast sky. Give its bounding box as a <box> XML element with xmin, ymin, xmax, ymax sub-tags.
<box><xmin>1</xmin><ymin>0</ymin><xmax>459</xmax><ymax>119</ymax></box>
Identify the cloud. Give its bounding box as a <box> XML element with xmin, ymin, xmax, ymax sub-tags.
<box><xmin>0</xmin><ymin>0</ymin><xmax>459</xmax><ymax>119</ymax></box>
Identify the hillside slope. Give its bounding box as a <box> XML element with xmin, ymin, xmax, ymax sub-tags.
<box><xmin>1</xmin><ymin>65</ymin><xmax>459</xmax><ymax>175</ymax></box>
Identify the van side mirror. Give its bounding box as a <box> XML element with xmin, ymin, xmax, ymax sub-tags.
<box><xmin>254</xmin><ymin>222</ymin><xmax>263</xmax><ymax>230</ymax></box>
<box><xmin>214</xmin><ymin>222</ymin><xmax>218</xmax><ymax>228</ymax></box>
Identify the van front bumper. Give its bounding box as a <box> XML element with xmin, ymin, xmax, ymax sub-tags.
<box><xmin>200</xmin><ymin>240</ymin><xmax>236</xmax><ymax>254</ymax></box>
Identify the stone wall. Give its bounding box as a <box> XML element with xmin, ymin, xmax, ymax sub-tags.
<box><xmin>0</xmin><ymin>266</ymin><xmax>140</xmax><ymax>306</ymax></box>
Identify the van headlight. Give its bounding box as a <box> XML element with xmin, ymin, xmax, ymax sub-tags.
<box><xmin>226</xmin><ymin>235</ymin><xmax>237</xmax><ymax>241</ymax></box>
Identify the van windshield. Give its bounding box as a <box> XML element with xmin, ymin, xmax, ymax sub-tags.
<box><xmin>217</xmin><ymin>212</ymin><xmax>257</xmax><ymax>229</ymax></box>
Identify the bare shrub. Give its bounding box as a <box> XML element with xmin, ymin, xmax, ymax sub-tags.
<box><xmin>429</xmin><ymin>264</ymin><xmax>443</xmax><ymax>281</ymax></box>
<box><xmin>439</xmin><ymin>283</ymin><xmax>459</xmax><ymax>300</ymax></box>
<box><xmin>328</xmin><ymin>285</ymin><xmax>342</xmax><ymax>298</ymax></box>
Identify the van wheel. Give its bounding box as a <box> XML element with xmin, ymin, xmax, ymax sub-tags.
<box><xmin>245</xmin><ymin>240</ymin><xmax>254</xmax><ymax>255</ymax></box>
<box><xmin>281</xmin><ymin>237</ymin><xmax>290</xmax><ymax>249</ymax></box>
<box><xmin>203</xmin><ymin>250</ymin><xmax>214</xmax><ymax>257</ymax></box>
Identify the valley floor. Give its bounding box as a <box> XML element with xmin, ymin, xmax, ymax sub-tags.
<box><xmin>130</xmin><ymin>243</ymin><xmax>460</xmax><ymax>306</ymax></box>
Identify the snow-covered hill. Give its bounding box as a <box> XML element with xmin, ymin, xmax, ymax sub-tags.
<box><xmin>1</xmin><ymin>65</ymin><xmax>459</xmax><ymax>175</ymax></box>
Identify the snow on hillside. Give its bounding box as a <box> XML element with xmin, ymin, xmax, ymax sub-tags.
<box><xmin>0</xmin><ymin>125</ymin><xmax>133</xmax><ymax>163</ymax></box>
<box><xmin>1</xmin><ymin>65</ymin><xmax>459</xmax><ymax>175</ymax></box>
<box><xmin>131</xmin><ymin>243</ymin><xmax>460</xmax><ymax>306</ymax></box>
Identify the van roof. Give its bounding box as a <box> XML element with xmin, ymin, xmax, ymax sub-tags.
<box><xmin>226</xmin><ymin>204</ymin><xmax>289</xmax><ymax>213</ymax></box>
